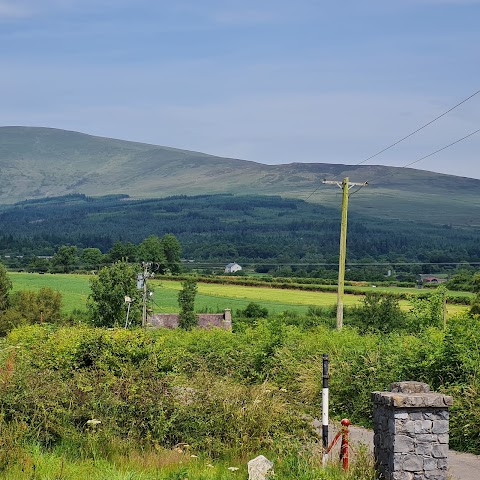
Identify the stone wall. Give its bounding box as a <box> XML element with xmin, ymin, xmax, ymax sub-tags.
<box><xmin>148</xmin><ymin>308</ymin><xmax>232</xmax><ymax>330</ymax></box>
<box><xmin>372</xmin><ymin>381</ymin><xmax>453</xmax><ymax>480</ymax></box>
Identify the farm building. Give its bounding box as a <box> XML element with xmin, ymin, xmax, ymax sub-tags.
<box><xmin>225</xmin><ymin>262</ymin><xmax>242</xmax><ymax>273</ymax></box>
<box><xmin>418</xmin><ymin>274</ymin><xmax>447</xmax><ymax>285</ymax></box>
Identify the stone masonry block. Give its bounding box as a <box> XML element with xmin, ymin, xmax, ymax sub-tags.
<box><xmin>403</xmin><ymin>454</ymin><xmax>424</xmax><ymax>471</ymax></box>
<box><xmin>424</xmin><ymin>474</ymin><xmax>447</xmax><ymax>480</ymax></box>
<box><xmin>415</xmin><ymin>442</ymin><xmax>433</xmax><ymax>456</ymax></box>
<box><xmin>423</xmin><ymin>456</ymin><xmax>438</xmax><ymax>471</ymax></box>
<box><xmin>432</xmin><ymin>444</ymin><xmax>448</xmax><ymax>458</ymax></box>
<box><xmin>401</xmin><ymin>421</ymin><xmax>416</xmax><ymax>434</ymax></box>
<box><xmin>414</xmin><ymin>420</ymin><xmax>432</xmax><ymax>434</ymax></box>
<box><xmin>432</xmin><ymin>420</ymin><xmax>449</xmax><ymax>434</ymax></box>
<box><xmin>392</xmin><ymin>472</ymin><xmax>414</xmax><ymax>480</ymax></box>
<box><xmin>437</xmin><ymin>433</ymin><xmax>449</xmax><ymax>444</ymax></box>
<box><xmin>437</xmin><ymin>457</ymin><xmax>448</xmax><ymax>469</ymax></box>
<box><xmin>411</xmin><ymin>412</ymin><xmax>424</xmax><ymax>420</ymax></box>
<box><xmin>391</xmin><ymin>381</ymin><xmax>430</xmax><ymax>393</ymax></box>
<box><xmin>394</xmin><ymin>435</ymin><xmax>415</xmax><ymax>453</ymax></box>
<box><xmin>416</xmin><ymin>433</ymin><xmax>436</xmax><ymax>442</ymax></box>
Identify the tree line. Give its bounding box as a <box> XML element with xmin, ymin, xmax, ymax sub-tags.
<box><xmin>14</xmin><ymin>233</ymin><xmax>182</xmax><ymax>274</ymax></box>
<box><xmin>0</xmin><ymin>193</ymin><xmax>479</xmax><ymax>277</ymax></box>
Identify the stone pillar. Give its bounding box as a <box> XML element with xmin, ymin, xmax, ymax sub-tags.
<box><xmin>372</xmin><ymin>381</ymin><xmax>453</xmax><ymax>480</ymax></box>
<box><xmin>223</xmin><ymin>308</ymin><xmax>232</xmax><ymax>330</ymax></box>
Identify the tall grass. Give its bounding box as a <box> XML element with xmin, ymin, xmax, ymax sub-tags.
<box><xmin>0</xmin><ymin>441</ymin><xmax>377</xmax><ymax>479</ymax></box>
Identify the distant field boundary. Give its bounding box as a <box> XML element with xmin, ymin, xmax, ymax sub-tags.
<box><xmin>157</xmin><ymin>274</ymin><xmax>472</xmax><ymax>305</ymax></box>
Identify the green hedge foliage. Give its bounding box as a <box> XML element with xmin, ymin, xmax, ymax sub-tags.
<box><xmin>0</xmin><ymin>313</ymin><xmax>479</xmax><ymax>457</ymax></box>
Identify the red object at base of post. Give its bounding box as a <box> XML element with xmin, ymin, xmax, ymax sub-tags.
<box><xmin>340</xmin><ymin>418</ymin><xmax>350</xmax><ymax>470</ymax></box>
<box><xmin>326</xmin><ymin>418</ymin><xmax>351</xmax><ymax>471</ymax></box>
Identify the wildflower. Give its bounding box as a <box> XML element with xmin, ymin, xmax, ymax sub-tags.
<box><xmin>86</xmin><ymin>419</ymin><xmax>101</xmax><ymax>426</ymax></box>
<box><xmin>206</xmin><ymin>464</ymin><xmax>214</xmax><ymax>468</ymax></box>
<box><xmin>228</xmin><ymin>467</ymin><xmax>239</xmax><ymax>471</ymax></box>
<box><xmin>190</xmin><ymin>454</ymin><xmax>198</xmax><ymax>458</ymax></box>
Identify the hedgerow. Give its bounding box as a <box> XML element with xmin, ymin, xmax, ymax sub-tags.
<box><xmin>0</xmin><ymin>311</ymin><xmax>478</xmax><ymax>461</ymax></box>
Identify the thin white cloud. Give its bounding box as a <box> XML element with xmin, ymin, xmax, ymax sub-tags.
<box><xmin>413</xmin><ymin>0</ymin><xmax>480</xmax><ymax>4</ymax></box>
<box><xmin>0</xmin><ymin>1</ymin><xmax>34</xmax><ymax>18</ymax></box>
<box><xmin>212</xmin><ymin>9</ymin><xmax>280</xmax><ymax>25</ymax></box>
<box><xmin>0</xmin><ymin>0</ymin><xmax>138</xmax><ymax>19</ymax></box>
<box><xmin>174</xmin><ymin>0</ymin><xmax>309</xmax><ymax>27</ymax></box>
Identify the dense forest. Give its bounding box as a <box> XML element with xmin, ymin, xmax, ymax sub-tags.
<box><xmin>0</xmin><ymin>194</ymin><xmax>479</xmax><ymax>276</ymax></box>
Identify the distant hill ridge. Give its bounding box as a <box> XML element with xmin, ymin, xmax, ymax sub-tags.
<box><xmin>1</xmin><ymin>126</ymin><xmax>479</xmax><ymax>226</ymax></box>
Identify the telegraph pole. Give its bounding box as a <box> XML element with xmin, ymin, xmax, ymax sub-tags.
<box><xmin>322</xmin><ymin>177</ymin><xmax>367</xmax><ymax>329</ymax></box>
<box><xmin>140</xmin><ymin>262</ymin><xmax>152</xmax><ymax>328</ymax></box>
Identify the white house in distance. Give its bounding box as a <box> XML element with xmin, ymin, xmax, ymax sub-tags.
<box><xmin>225</xmin><ymin>262</ymin><xmax>242</xmax><ymax>273</ymax></box>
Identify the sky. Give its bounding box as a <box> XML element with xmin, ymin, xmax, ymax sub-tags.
<box><xmin>1</xmin><ymin>0</ymin><xmax>480</xmax><ymax>179</ymax></box>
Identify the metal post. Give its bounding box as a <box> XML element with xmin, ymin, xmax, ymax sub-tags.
<box><xmin>141</xmin><ymin>262</ymin><xmax>150</xmax><ymax>328</ymax></box>
<box><xmin>340</xmin><ymin>418</ymin><xmax>351</xmax><ymax>470</ymax></box>
<box><xmin>322</xmin><ymin>353</ymin><xmax>329</xmax><ymax>466</ymax></box>
<box><xmin>443</xmin><ymin>288</ymin><xmax>447</xmax><ymax>330</ymax></box>
<box><xmin>125</xmin><ymin>297</ymin><xmax>132</xmax><ymax>328</ymax></box>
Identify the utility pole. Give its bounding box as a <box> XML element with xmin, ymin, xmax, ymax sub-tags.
<box><xmin>322</xmin><ymin>177</ymin><xmax>367</xmax><ymax>329</ymax></box>
<box><xmin>140</xmin><ymin>262</ymin><xmax>153</xmax><ymax>328</ymax></box>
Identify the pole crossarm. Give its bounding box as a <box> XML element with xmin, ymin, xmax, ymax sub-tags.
<box><xmin>322</xmin><ymin>179</ymin><xmax>368</xmax><ymax>189</ymax></box>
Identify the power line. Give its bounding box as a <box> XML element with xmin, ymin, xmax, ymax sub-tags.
<box><xmin>181</xmin><ymin>261</ymin><xmax>480</xmax><ymax>267</ymax></box>
<box><xmin>356</xmin><ymin>89</ymin><xmax>480</xmax><ymax>166</ymax></box>
<box><xmin>305</xmin><ymin>89</ymin><xmax>480</xmax><ymax>200</ymax></box>
<box><xmin>366</xmin><ymin>128</ymin><xmax>480</xmax><ymax>187</ymax></box>
<box><xmin>402</xmin><ymin>128</ymin><xmax>480</xmax><ymax>169</ymax></box>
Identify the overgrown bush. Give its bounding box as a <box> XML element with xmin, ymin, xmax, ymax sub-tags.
<box><xmin>178</xmin><ymin>277</ymin><xmax>198</xmax><ymax>330</ymax></box>
<box><xmin>0</xmin><ymin>326</ymin><xmax>314</xmax><ymax>458</ymax></box>
<box><xmin>87</xmin><ymin>260</ymin><xmax>141</xmax><ymax>327</ymax></box>
<box><xmin>238</xmin><ymin>302</ymin><xmax>269</xmax><ymax>319</ymax></box>
<box><xmin>1</xmin><ymin>310</ymin><xmax>479</xmax><ymax>458</ymax></box>
<box><xmin>10</xmin><ymin>287</ymin><xmax>62</xmax><ymax>325</ymax></box>
<box><xmin>347</xmin><ymin>292</ymin><xmax>407</xmax><ymax>334</ymax></box>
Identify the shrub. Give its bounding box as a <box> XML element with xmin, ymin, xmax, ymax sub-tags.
<box><xmin>0</xmin><ymin>310</ymin><xmax>27</xmax><ymax>337</ymax></box>
<box><xmin>10</xmin><ymin>287</ymin><xmax>62</xmax><ymax>325</ymax></box>
<box><xmin>347</xmin><ymin>293</ymin><xmax>407</xmax><ymax>334</ymax></box>
<box><xmin>0</xmin><ymin>262</ymin><xmax>12</xmax><ymax>312</ymax></box>
<box><xmin>237</xmin><ymin>302</ymin><xmax>269</xmax><ymax>319</ymax></box>
<box><xmin>87</xmin><ymin>260</ymin><xmax>141</xmax><ymax>327</ymax></box>
<box><xmin>178</xmin><ymin>277</ymin><xmax>198</xmax><ymax>330</ymax></box>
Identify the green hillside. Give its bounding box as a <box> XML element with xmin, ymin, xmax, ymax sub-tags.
<box><xmin>1</xmin><ymin>194</ymin><xmax>479</xmax><ymax>269</ymax></box>
<box><xmin>1</xmin><ymin>126</ymin><xmax>479</xmax><ymax>226</ymax></box>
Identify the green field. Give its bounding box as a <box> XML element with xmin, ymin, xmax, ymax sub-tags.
<box><xmin>9</xmin><ymin>273</ymin><xmax>347</xmax><ymax>315</ymax></box>
<box><xmin>10</xmin><ymin>273</ymin><xmax>91</xmax><ymax>313</ymax></box>
<box><xmin>152</xmin><ymin>279</ymin><xmax>359</xmax><ymax>314</ymax></box>
<box><xmin>8</xmin><ymin>273</ymin><xmax>468</xmax><ymax>317</ymax></box>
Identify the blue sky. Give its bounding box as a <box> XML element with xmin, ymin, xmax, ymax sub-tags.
<box><xmin>1</xmin><ymin>0</ymin><xmax>480</xmax><ymax>179</ymax></box>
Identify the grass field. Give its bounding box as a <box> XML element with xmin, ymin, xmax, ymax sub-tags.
<box><xmin>152</xmin><ymin>279</ymin><xmax>357</xmax><ymax>315</ymax></box>
<box><xmin>8</xmin><ymin>273</ymin><xmax>468</xmax><ymax>317</ymax></box>
<box><xmin>10</xmin><ymin>273</ymin><xmax>92</xmax><ymax>313</ymax></box>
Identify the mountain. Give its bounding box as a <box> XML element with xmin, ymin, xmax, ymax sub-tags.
<box><xmin>1</xmin><ymin>126</ymin><xmax>479</xmax><ymax>226</ymax></box>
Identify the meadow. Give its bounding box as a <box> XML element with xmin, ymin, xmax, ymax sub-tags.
<box><xmin>9</xmin><ymin>272</ymin><xmax>362</xmax><ymax>315</ymax></box>
<box><xmin>9</xmin><ymin>272</ymin><xmax>467</xmax><ymax>317</ymax></box>
<box><xmin>10</xmin><ymin>272</ymin><xmax>91</xmax><ymax>313</ymax></box>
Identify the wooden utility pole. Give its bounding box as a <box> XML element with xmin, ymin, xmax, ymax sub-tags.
<box><xmin>141</xmin><ymin>262</ymin><xmax>152</xmax><ymax>328</ymax></box>
<box><xmin>322</xmin><ymin>177</ymin><xmax>367</xmax><ymax>329</ymax></box>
